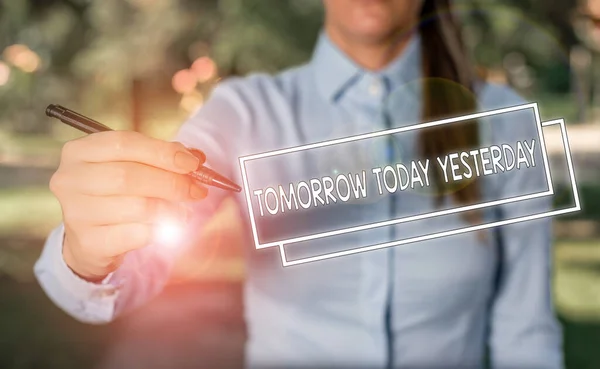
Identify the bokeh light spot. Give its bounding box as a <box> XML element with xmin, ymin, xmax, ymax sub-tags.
<box><xmin>172</xmin><ymin>69</ymin><xmax>197</xmax><ymax>94</ymax></box>
<box><xmin>0</xmin><ymin>62</ymin><xmax>10</xmax><ymax>86</ymax></box>
<box><xmin>191</xmin><ymin>56</ymin><xmax>217</xmax><ymax>83</ymax></box>
<box><xmin>3</xmin><ymin>44</ymin><xmax>28</xmax><ymax>63</ymax></box>
<box><xmin>180</xmin><ymin>91</ymin><xmax>204</xmax><ymax>113</ymax></box>
<box><xmin>3</xmin><ymin>44</ymin><xmax>40</xmax><ymax>73</ymax></box>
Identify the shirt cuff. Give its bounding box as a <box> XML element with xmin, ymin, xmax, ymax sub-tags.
<box><xmin>34</xmin><ymin>224</ymin><xmax>120</xmax><ymax>324</ymax></box>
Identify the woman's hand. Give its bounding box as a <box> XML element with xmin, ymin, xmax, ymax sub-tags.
<box><xmin>49</xmin><ymin>131</ymin><xmax>208</xmax><ymax>281</ymax></box>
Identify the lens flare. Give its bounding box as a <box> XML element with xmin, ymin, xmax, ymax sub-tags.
<box><xmin>154</xmin><ymin>219</ymin><xmax>184</xmax><ymax>246</ymax></box>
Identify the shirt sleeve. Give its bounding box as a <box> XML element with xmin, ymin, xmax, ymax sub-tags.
<box><xmin>34</xmin><ymin>224</ymin><xmax>118</xmax><ymax>324</ymax></box>
<box><xmin>486</xmin><ymin>86</ymin><xmax>563</xmax><ymax>368</ymax></box>
<box><xmin>34</xmin><ymin>79</ymin><xmax>248</xmax><ymax>323</ymax></box>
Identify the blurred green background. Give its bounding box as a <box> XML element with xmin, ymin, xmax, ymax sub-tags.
<box><xmin>1</xmin><ymin>0</ymin><xmax>600</xmax><ymax>368</ymax></box>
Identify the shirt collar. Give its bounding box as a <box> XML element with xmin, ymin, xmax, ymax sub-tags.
<box><xmin>311</xmin><ymin>30</ymin><xmax>422</xmax><ymax>102</ymax></box>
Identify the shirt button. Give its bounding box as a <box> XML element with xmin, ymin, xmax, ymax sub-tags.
<box><xmin>91</xmin><ymin>285</ymin><xmax>119</xmax><ymax>299</ymax></box>
<box><xmin>369</xmin><ymin>79</ymin><xmax>383</xmax><ymax>97</ymax></box>
<box><xmin>90</xmin><ymin>285</ymin><xmax>119</xmax><ymax>299</ymax></box>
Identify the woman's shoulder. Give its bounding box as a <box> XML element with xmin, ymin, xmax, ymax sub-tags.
<box><xmin>178</xmin><ymin>66</ymin><xmax>311</xmax><ymax>155</ymax></box>
<box><xmin>209</xmin><ymin>64</ymin><xmax>310</xmax><ymax>110</ymax></box>
<box><xmin>476</xmin><ymin>81</ymin><xmax>527</xmax><ymax>111</ymax></box>
<box><xmin>475</xmin><ymin>81</ymin><xmax>539</xmax><ymax>149</ymax></box>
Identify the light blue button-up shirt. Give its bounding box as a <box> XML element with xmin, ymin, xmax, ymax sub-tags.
<box><xmin>35</xmin><ymin>32</ymin><xmax>562</xmax><ymax>369</ymax></box>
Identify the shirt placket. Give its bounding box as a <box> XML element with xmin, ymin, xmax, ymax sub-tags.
<box><xmin>355</xmin><ymin>73</ymin><xmax>398</xmax><ymax>368</ymax></box>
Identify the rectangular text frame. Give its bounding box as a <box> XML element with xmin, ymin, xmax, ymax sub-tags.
<box><xmin>238</xmin><ymin>102</ymin><xmax>554</xmax><ymax>250</ymax></box>
<box><xmin>279</xmin><ymin>118</ymin><xmax>578</xmax><ymax>266</ymax></box>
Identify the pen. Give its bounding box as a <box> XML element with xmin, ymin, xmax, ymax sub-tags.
<box><xmin>45</xmin><ymin>104</ymin><xmax>242</xmax><ymax>193</ymax></box>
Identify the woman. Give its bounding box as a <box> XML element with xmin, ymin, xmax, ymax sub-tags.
<box><xmin>36</xmin><ymin>0</ymin><xmax>562</xmax><ymax>368</ymax></box>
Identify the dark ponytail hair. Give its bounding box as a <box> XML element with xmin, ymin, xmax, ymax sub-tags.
<box><xmin>418</xmin><ymin>0</ymin><xmax>481</xmax><ymax>212</ymax></box>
